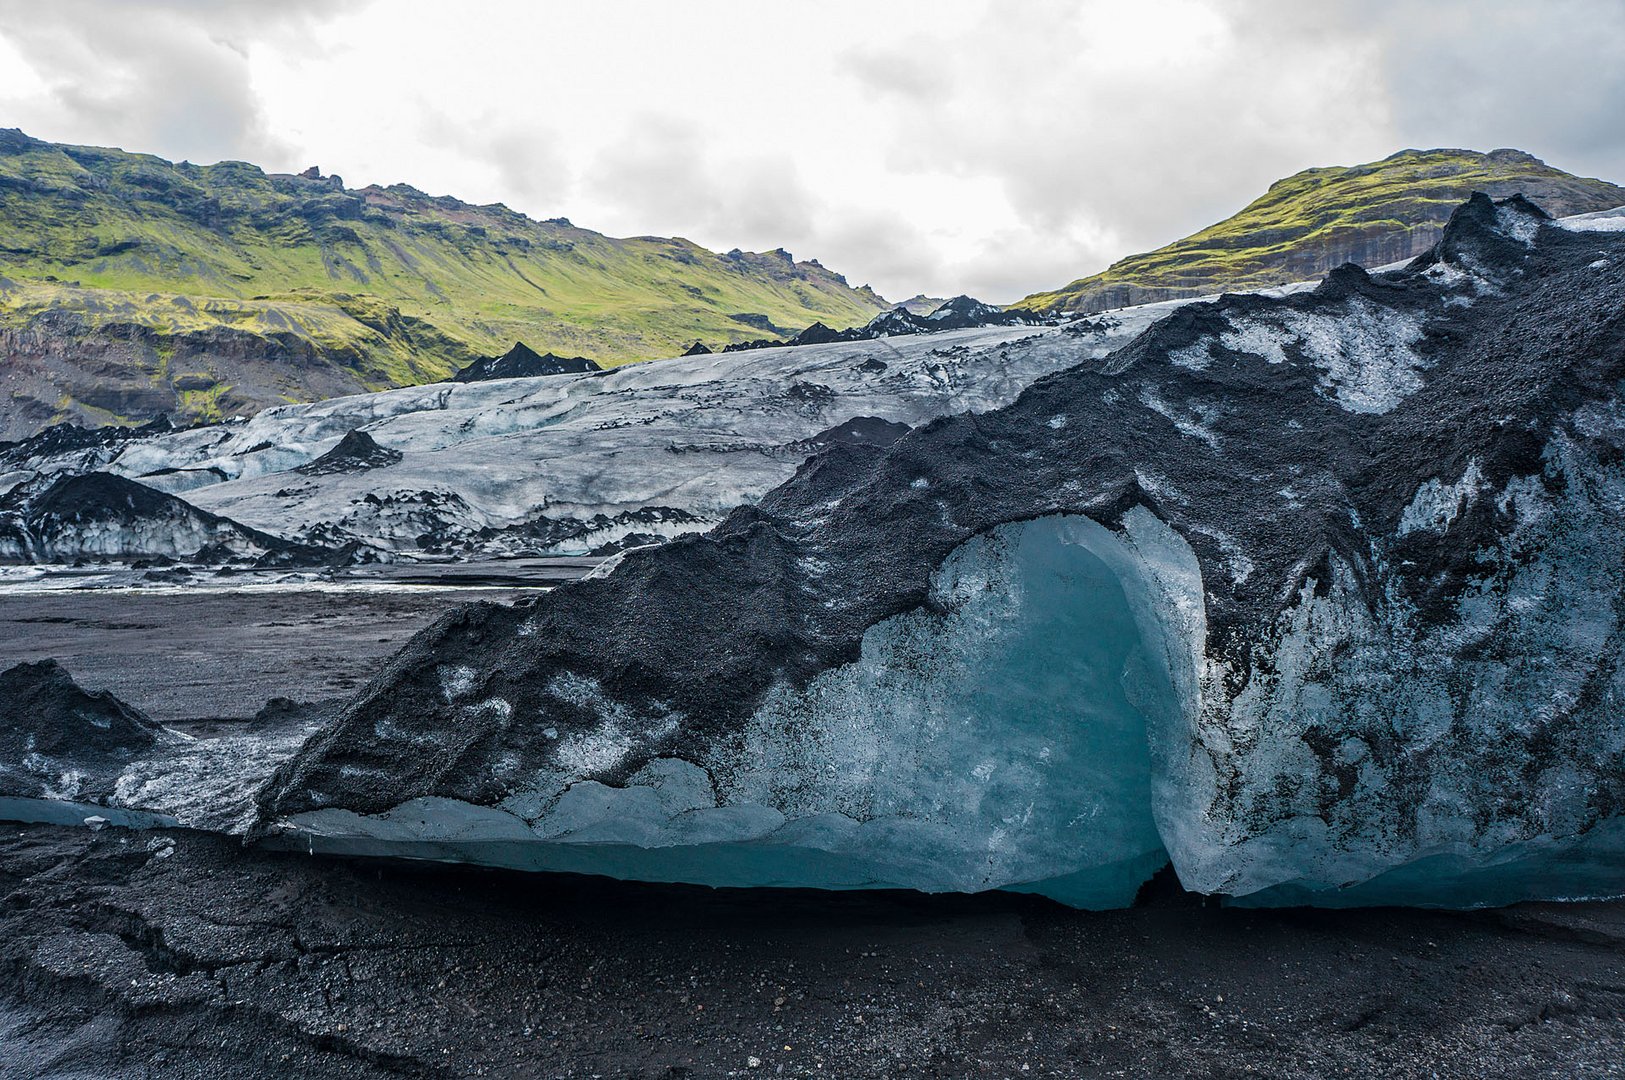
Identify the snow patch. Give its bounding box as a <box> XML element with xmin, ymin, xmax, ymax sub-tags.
<box><xmin>1221</xmin><ymin>300</ymin><xmax>1427</xmax><ymax>414</ymax></box>
<box><xmin>1496</xmin><ymin>204</ymin><xmax>1542</xmax><ymax>245</ymax></box>
<box><xmin>1138</xmin><ymin>386</ymin><xmax>1219</xmax><ymax>449</ymax></box>
<box><xmin>1398</xmin><ymin>461</ymin><xmax>1487</xmax><ymax>536</ymax></box>
<box><xmin>438</xmin><ymin>665</ymin><xmax>476</xmax><ymax>702</ymax></box>
<box><xmin>1168</xmin><ymin>341</ymin><xmax>1216</xmax><ymax>371</ymax></box>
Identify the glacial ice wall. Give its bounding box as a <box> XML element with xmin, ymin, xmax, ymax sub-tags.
<box><xmin>242</xmin><ymin>195</ymin><xmax>1625</xmax><ymax>908</ymax></box>
<box><xmin>276</xmin><ymin>512</ymin><xmax>1202</xmax><ymax>907</ymax></box>
<box><xmin>1170</xmin><ymin>410</ymin><xmax>1625</xmax><ymax>905</ymax></box>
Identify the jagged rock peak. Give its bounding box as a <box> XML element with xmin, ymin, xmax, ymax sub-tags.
<box><xmin>295</xmin><ymin>429</ymin><xmax>403</xmax><ymax>476</ymax></box>
<box><xmin>789</xmin><ymin>322</ymin><xmax>862</xmax><ymax>346</ymax></box>
<box><xmin>926</xmin><ymin>295</ymin><xmax>1003</xmax><ymax>321</ymax></box>
<box><xmin>452</xmin><ymin>341</ymin><xmax>603</xmax><ymax>382</ymax></box>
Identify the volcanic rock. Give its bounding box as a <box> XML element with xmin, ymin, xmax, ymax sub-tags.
<box><xmin>0</xmin><ymin>659</ymin><xmax>164</xmax><ymax>801</ymax></box>
<box><xmin>0</xmin><ymin>472</ymin><xmax>297</xmax><ymax>563</ymax></box>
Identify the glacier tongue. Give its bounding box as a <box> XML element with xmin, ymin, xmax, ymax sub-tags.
<box><xmin>0</xmin><ymin>309</ymin><xmax>1219</xmax><ymax>561</ymax></box>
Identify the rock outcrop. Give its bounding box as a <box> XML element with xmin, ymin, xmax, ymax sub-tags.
<box><xmin>0</xmin><ymin>471</ymin><xmax>355</xmax><ymax>564</ymax></box>
<box><xmin>294</xmin><ymin>429</ymin><xmax>403</xmax><ymax>476</ymax></box>
<box><xmin>451</xmin><ymin>342</ymin><xmax>603</xmax><ymax>382</ymax></box>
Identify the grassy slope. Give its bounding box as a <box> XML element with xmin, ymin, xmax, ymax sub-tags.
<box><xmin>1015</xmin><ymin>149</ymin><xmax>1625</xmax><ymax>313</ymax></box>
<box><xmin>0</xmin><ymin>129</ymin><xmax>885</xmax><ymax>426</ymax></box>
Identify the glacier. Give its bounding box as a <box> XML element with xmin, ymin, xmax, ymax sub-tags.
<box><xmin>9</xmin><ymin>194</ymin><xmax>1625</xmax><ymax>912</ymax></box>
<box><xmin>0</xmin><ymin>299</ymin><xmax>1269</xmax><ymax>564</ymax></box>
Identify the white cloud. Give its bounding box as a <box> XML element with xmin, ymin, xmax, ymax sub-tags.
<box><xmin>0</xmin><ymin>0</ymin><xmax>1621</xmax><ymax>303</ymax></box>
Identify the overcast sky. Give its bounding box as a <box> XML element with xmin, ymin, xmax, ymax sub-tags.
<box><xmin>0</xmin><ymin>0</ymin><xmax>1622</xmax><ymax>303</ymax></box>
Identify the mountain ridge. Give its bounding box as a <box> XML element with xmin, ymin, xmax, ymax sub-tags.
<box><xmin>0</xmin><ymin>129</ymin><xmax>886</xmax><ymax>437</ymax></box>
<box><xmin>1014</xmin><ymin>147</ymin><xmax>1625</xmax><ymax>313</ymax></box>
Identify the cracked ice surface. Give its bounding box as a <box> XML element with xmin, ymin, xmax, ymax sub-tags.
<box><xmin>1557</xmin><ymin>205</ymin><xmax>1625</xmax><ymax>233</ymax></box>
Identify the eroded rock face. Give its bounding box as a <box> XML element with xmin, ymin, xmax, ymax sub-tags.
<box><xmin>243</xmin><ymin>195</ymin><xmax>1624</xmax><ymax>905</ymax></box>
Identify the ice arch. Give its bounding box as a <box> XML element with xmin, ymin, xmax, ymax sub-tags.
<box><xmin>278</xmin><ymin>509</ymin><xmax>1207</xmax><ymax>908</ymax></box>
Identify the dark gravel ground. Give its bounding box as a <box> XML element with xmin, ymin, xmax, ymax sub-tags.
<box><xmin>0</xmin><ymin>583</ymin><xmax>535</xmax><ymax>724</ymax></box>
<box><xmin>2</xmin><ymin>822</ymin><xmax>1622</xmax><ymax>1079</ymax></box>
<box><xmin>3</xmin><ymin>575</ymin><xmax>1623</xmax><ymax>1077</ymax></box>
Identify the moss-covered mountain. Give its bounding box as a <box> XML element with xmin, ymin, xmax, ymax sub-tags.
<box><xmin>0</xmin><ymin>129</ymin><xmax>887</xmax><ymax>437</ymax></box>
<box><xmin>1015</xmin><ymin>148</ymin><xmax>1625</xmax><ymax>314</ymax></box>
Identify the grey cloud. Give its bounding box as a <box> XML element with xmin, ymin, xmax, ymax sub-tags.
<box><xmin>1363</xmin><ymin>0</ymin><xmax>1625</xmax><ymax>183</ymax></box>
<box><xmin>586</xmin><ymin>116</ymin><xmax>725</xmax><ymax>233</ymax></box>
<box><xmin>0</xmin><ymin>0</ymin><xmax>362</xmax><ymax>166</ymax></box>
<box><xmin>835</xmin><ymin>1</ymin><xmax>1393</xmax><ymax>297</ymax></box>
<box><xmin>839</xmin><ymin>46</ymin><xmax>951</xmax><ymax>102</ymax></box>
<box><xmin>833</xmin><ymin>0</ymin><xmax>1625</xmax><ymax>300</ymax></box>
<box><xmin>811</xmin><ymin>212</ymin><xmax>938</xmax><ymax>296</ymax></box>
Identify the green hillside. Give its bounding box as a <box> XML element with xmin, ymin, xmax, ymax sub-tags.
<box><xmin>0</xmin><ymin>129</ymin><xmax>886</xmax><ymax>436</ymax></box>
<box><xmin>1015</xmin><ymin>148</ymin><xmax>1625</xmax><ymax>314</ymax></box>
